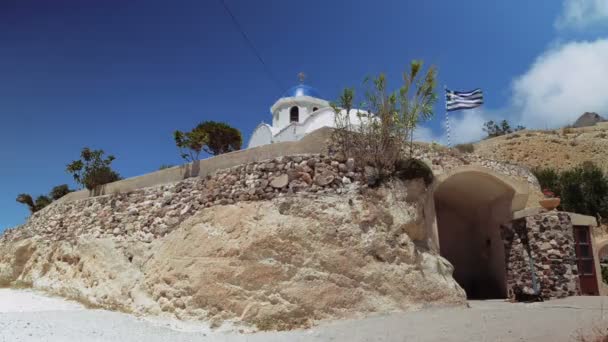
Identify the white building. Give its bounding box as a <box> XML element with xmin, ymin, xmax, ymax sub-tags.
<box><xmin>247</xmin><ymin>82</ymin><xmax>366</xmax><ymax>149</ymax></box>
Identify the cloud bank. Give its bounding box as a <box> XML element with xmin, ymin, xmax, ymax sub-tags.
<box><xmin>556</xmin><ymin>0</ymin><xmax>608</xmax><ymax>29</ymax></box>
<box><xmin>512</xmin><ymin>39</ymin><xmax>608</xmax><ymax>129</ymax></box>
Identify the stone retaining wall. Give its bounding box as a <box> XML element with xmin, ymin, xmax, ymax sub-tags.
<box><xmin>1</xmin><ymin>154</ymin><xmax>363</xmax><ymax>244</ymax></box>
<box><xmin>412</xmin><ymin>146</ymin><xmax>540</xmax><ymax>190</ymax></box>
<box><xmin>501</xmin><ymin>211</ymin><xmax>579</xmax><ymax>299</ymax></box>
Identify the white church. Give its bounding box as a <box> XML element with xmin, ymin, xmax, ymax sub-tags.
<box><xmin>248</xmin><ymin>76</ymin><xmax>366</xmax><ymax>149</ymax></box>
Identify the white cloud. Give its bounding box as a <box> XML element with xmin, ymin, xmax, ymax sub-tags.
<box><xmin>413</xmin><ymin>125</ymin><xmax>438</xmax><ymax>143</ymax></box>
<box><xmin>556</xmin><ymin>0</ymin><xmax>608</xmax><ymax>29</ymax></box>
<box><xmin>511</xmin><ymin>39</ymin><xmax>608</xmax><ymax>128</ymax></box>
<box><xmin>413</xmin><ymin>109</ymin><xmax>488</xmax><ymax>145</ymax></box>
<box><xmin>446</xmin><ymin>110</ymin><xmax>487</xmax><ymax>144</ymax></box>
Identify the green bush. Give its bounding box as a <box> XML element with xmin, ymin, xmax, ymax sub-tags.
<box><xmin>532</xmin><ymin>167</ymin><xmax>561</xmax><ymax>196</ymax></box>
<box><xmin>560</xmin><ymin>163</ymin><xmax>608</xmax><ymax>218</ymax></box>
<box><xmin>454</xmin><ymin>143</ymin><xmax>474</xmax><ymax>153</ymax></box>
<box><xmin>49</xmin><ymin>184</ymin><xmax>73</xmax><ymax>201</ymax></box>
<box><xmin>16</xmin><ymin>184</ymin><xmax>74</xmax><ymax>214</ymax></box>
<box><xmin>532</xmin><ymin>162</ymin><xmax>608</xmax><ymax>219</ymax></box>
<box><xmin>394</xmin><ymin>158</ymin><xmax>434</xmax><ymax>186</ymax></box>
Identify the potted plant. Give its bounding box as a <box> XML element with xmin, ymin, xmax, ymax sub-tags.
<box><xmin>539</xmin><ymin>188</ymin><xmax>560</xmax><ymax>210</ymax></box>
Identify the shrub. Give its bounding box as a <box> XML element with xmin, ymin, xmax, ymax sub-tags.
<box><xmin>331</xmin><ymin>60</ymin><xmax>437</xmax><ymax>184</ymax></box>
<box><xmin>560</xmin><ymin>163</ymin><xmax>608</xmax><ymax>218</ymax></box>
<box><xmin>159</xmin><ymin>164</ymin><xmax>175</xmax><ymax>170</ymax></box>
<box><xmin>394</xmin><ymin>158</ymin><xmax>434</xmax><ymax>186</ymax></box>
<box><xmin>49</xmin><ymin>184</ymin><xmax>73</xmax><ymax>201</ymax></box>
<box><xmin>454</xmin><ymin>143</ymin><xmax>474</xmax><ymax>153</ymax></box>
<box><xmin>532</xmin><ymin>162</ymin><xmax>608</xmax><ymax>219</ymax></box>
<box><xmin>16</xmin><ymin>184</ymin><xmax>75</xmax><ymax>214</ymax></box>
<box><xmin>66</xmin><ymin>147</ymin><xmax>121</xmax><ymax>191</ymax></box>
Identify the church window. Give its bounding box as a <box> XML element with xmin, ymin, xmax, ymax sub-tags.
<box><xmin>290</xmin><ymin>106</ymin><xmax>299</xmax><ymax>122</ymax></box>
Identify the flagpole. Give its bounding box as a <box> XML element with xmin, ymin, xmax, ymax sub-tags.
<box><xmin>444</xmin><ymin>86</ymin><xmax>451</xmax><ymax>148</ymax></box>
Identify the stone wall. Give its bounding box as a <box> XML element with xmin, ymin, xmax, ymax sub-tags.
<box><xmin>412</xmin><ymin>145</ymin><xmax>540</xmax><ymax>190</ymax></box>
<box><xmin>1</xmin><ymin>154</ymin><xmax>362</xmax><ymax>244</ymax></box>
<box><xmin>501</xmin><ymin>211</ymin><xmax>579</xmax><ymax>299</ymax></box>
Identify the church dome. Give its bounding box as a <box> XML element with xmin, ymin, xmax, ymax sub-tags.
<box><xmin>283</xmin><ymin>84</ymin><xmax>321</xmax><ymax>98</ymax></box>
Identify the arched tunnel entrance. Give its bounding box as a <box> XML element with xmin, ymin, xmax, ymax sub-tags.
<box><xmin>434</xmin><ymin>169</ymin><xmax>519</xmax><ymax>299</ymax></box>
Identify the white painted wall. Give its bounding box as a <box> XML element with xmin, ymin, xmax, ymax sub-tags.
<box><xmin>248</xmin><ymin>124</ymin><xmax>273</xmax><ymax>149</ymax></box>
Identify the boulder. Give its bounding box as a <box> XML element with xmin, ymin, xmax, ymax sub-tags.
<box><xmin>270</xmin><ymin>174</ymin><xmax>289</xmax><ymax>188</ymax></box>
<box><xmin>314</xmin><ymin>170</ymin><xmax>336</xmax><ymax>186</ymax></box>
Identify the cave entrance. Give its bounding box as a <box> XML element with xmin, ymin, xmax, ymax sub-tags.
<box><xmin>434</xmin><ymin>169</ymin><xmax>517</xmax><ymax>299</ymax></box>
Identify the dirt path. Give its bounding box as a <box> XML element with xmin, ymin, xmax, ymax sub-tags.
<box><xmin>1</xmin><ymin>289</ymin><xmax>606</xmax><ymax>341</ymax></box>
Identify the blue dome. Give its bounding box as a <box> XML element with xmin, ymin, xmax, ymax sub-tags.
<box><xmin>283</xmin><ymin>84</ymin><xmax>321</xmax><ymax>98</ymax></box>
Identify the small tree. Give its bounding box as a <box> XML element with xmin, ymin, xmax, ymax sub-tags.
<box><xmin>66</xmin><ymin>147</ymin><xmax>121</xmax><ymax>191</ymax></box>
<box><xmin>483</xmin><ymin>119</ymin><xmax>525</xmax><ymax>138</ymax></box>
<box><xmin>174</xmin><ymin>128</ymin><xmax>207</xmax><ymax>162</ymax></box>
<box><xmin>49</xmin><ymin>184</ymin><xmax>73</xmax><ymax>201</ymax></box>
<box><xmin>194</xmin><ymin>121</ymin><xmax>242</xmax><ymax>156</ymax></box>
<box><xmin>174</xmin><ymin>121</ymin><xmax>242</xmax><ymax>161</ymax></box>
<box><xmin>16</xmin><ymin>193</ymin><xmax>53</xmax><ymax>213</ymax></box>
<box><xmin>332</xmin><ymin>60</ymin><xmax>437</xmax><ymax>183</ymax></box>
<box><xmin>399</xmin><ymin>60</ymin><xmax>438</xmax><ymax>156</ymax></box>
<box><xmin>16</xmin><ymin>194</ymin><xmax>36</xmax><ymax>213</ymax></box>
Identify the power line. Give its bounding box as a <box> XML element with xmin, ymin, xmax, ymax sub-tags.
<box><xmin>218</xmin><ymin>0</ymin><xmax>285</xmax><ymax>93</ymax></box>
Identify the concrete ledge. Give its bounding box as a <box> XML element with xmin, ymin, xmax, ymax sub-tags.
<box><xmin>512</xmin><ymin>207</ymin><xmax>598</xmax><ymax>226</ymax></box>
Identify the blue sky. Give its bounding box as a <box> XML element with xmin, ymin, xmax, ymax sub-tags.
<box><xmin>1</xmin><ymin>0</ymin><xmax>608</xmax><ymax>230</ymax></box>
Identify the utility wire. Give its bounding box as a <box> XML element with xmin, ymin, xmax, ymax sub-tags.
<box><xmin>218</xmin><ymin>0</ymin><xmax>285</xmax><ymax>93</ymax></box>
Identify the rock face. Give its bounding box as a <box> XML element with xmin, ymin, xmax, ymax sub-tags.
<box><xmin>573</xmin><ymin>112</ymin><xmax>605</xmax><ymax>128</ymax></box>
<box><xmin>0</xmin><ymin>154</ymin><xmax>465</xmax><ymax>330</ymax></box>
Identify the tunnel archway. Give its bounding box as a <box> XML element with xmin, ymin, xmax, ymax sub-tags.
<box><xmin>433</xmin><ymin>167</ymin><xmax>525</xmax><ymax>299</ymax></box>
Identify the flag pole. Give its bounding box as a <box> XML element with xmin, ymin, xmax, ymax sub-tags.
<box><xmin>444</xmin><ymin>85</ymin><xmax>451</xmax><ymax>148</ymax></box>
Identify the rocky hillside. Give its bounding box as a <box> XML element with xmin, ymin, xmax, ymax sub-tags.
<box><xmin>0</xmin><ymin>154</ymin><xmax>466</xmax><ymax>331</ymax></box>
<box><xmin>473</xmin><ymin>123</ymin><xmax>608</xmax><ymax>173</ymax></box>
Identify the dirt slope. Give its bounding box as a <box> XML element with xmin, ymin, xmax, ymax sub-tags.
<box><xmin>473</xmin><ymin>123</ymin><xmax>608</xmax><ymax>173</ymax></box>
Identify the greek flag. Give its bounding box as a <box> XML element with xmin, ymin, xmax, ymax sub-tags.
<box><xmin>445</xmin><ymin>88</ymin><xmax>483</xmax><ymax>112</ymax></box>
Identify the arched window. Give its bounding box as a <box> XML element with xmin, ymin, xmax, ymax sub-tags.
<box><xmin>290</xmin><ymin>106</ymin><xmax>299</xmax><ymax>122</ymax></box>
<box><xmin>312</xmin><ymin>107</ymin><xmax>318</xmax><ymax>112</ymax></box>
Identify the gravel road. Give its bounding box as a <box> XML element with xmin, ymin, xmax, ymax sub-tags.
<box><xmin>1</xmin><ymin>289</ymin><xmax>606</xmax><ymax>341</ymax></box>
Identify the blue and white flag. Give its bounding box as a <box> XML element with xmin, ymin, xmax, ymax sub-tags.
<box><xmin>445</xmin><ymin>88</ymin><xmax>483</xmax><ymax>112</ymax></box>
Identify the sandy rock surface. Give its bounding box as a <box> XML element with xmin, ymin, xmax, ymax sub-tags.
<box><xmin>0</xmin><ymin>180</ymin><xmax>465</xmax><ymax>330</ymax></box>
<box><xmin>0</xmin><ymin>289</ymin><xmax>603</xmax><ymax>342</ymax></box>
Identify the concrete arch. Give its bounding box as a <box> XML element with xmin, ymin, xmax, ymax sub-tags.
<box><xmin>598</xmin><ymin>239</ymin><xmax>608</xmax><ymax>261</ymax></box>
<box><xmin>433</xmin><ymin>165</ymin><xmax>530</xmax><ymax>213</ymax></box>
<box><xmin>432</xmin><ymin>166</ymin><xmax>530</xmax><ymax>299</ymax></box>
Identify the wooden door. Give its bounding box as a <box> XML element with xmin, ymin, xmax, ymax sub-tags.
<box><xmin>574</xmin><ymin>226</ymin><xmax>599</xmax><ymax>295</ymax></box>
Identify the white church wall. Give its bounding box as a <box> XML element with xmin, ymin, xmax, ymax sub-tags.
<box><xmin>302</xmin><ymin>109</ymin><xmax>336</xmax><ymax>135</ymax></box>
<box><xmin>248</xmin><ymin>124</ymin><xmax>273</xmax><ymax>149</ymax></box>
<box><xmin>273</xmin><ymin>124</ymin><xmax>304</xmax><ymax>143</ymax></box>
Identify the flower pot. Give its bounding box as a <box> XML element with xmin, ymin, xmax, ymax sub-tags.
<box><xmin>539</xmin><ymin>198</ymin><xmax>560</xmax><ymax>210</ymax></box>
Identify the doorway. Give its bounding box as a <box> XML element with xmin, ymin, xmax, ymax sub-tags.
<box><xmin>434</xmin><ymin>170</ymin><xmax>516</xmax><ymax>299</ymax></box>
<box><xmin>574</xmin><ymin>226</ymin><xmax>599</xmax><ymax>295</ymax></box>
